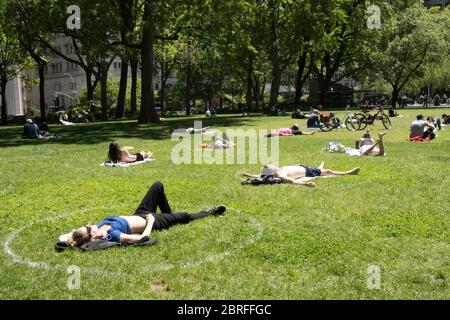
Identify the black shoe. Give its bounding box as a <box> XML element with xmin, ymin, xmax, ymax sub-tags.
<box><xmin>209</xmin><ymin>205</ymin><xmax>226</xmax><ymax>216</ymax></box>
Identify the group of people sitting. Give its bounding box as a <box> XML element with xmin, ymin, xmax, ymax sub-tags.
<box><xmin>22</xmin><ymin>119</ymin><xmax>55</xmax><ymax>139</ymax></box>
<box><xmin>409</xmin><ymin>114</ymin><xmax>440</xmax><ymax>141</ymax></box>
<box><xmin>291</xmin><ymin>107</ymin><xmax>324</xmax><ymax>128</ymax></box>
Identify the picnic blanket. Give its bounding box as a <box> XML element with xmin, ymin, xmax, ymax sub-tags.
<box><xmin>101</xmin><ymin>158</ymin><xmax>155</xmax><ymax>167</ymax></box>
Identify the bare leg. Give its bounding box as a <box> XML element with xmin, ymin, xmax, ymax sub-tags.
<box><xmin>361</xmin><ymin>132</ymin><xmax>386</xmax><ymax>156</ymax></box>
<box><xmin>318</xmin><ymin>161</ymin><xmax>325</xmax><ymax>170</ymax></box>
<box><xmin>140</xmin><ymin>151</ymin><xmax>153</xmax><ymax>158</ymax></box>
<box><xmin>375</xmin><ymin>133</ymin><xmax>386</xmax><ymax>156</ymax></box>
<box><xmin>321</xmin><ymin>167</ymin><xmax>360</xmax><ymax>177</ymax></box>
<box><xmin>360</xmin><ymin>140</ymin><xmax>380</xmax><ymax>156</ymax></box>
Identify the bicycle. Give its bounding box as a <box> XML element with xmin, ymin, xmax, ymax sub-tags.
<box><xmin>354</xmin><ymin>105</ymin><xmax>392</xmax><ymax>130</ymax></box>
<box><xmin>319</xmin><ymin>106</ymin><xmax>361</xmax><ymax>132</ymax></box>
<box><xmin>342</xmin><ymin>106</ymin><xmax>361</xmax><ymax>131</ymax></box>
<box><xmin>319</xmin><ymin>112</ymin><xmax>340</xmax><ymax>132</ymax></box>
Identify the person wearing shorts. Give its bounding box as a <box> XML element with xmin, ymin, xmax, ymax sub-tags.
<box><xmin>241</xmin><ymin>162</ymin><xmax>359</xmax><ymax>187</ymax></box>
<box><xmin>107</xmin><ymin>141</ymin><xmax>153</xmax><ymax>163</ymax></box>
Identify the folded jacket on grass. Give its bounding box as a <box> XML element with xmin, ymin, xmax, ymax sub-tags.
<box><xmin>55</xmin><ymin>237</ymin><xmax>158</xmax><ymax>252</ymax></box>
<box><xmin>101</xmin><ymin>158</ymin><xmax>155</xmax><ymax>167</ymax></box>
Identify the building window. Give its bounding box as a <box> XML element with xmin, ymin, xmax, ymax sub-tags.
<box><xmin>54</xmin><ymin>83</ymin><xmax>62</xmax><ymax>91</ymax></box>
<box><xmin>51</xmin><ymin>63</ymin><xmax>63</xmax><ymax>73</ymax></box>
<box><xmin>69</xmin><ymin>82</ymin><xmax>77</xmax><ymax>90</ymax></box>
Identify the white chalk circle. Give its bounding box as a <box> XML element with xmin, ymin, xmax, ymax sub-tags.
<box><xmin>3</xmin><ymin>207</ymin><xmax>264</xmax><ymax>277</ymax></box>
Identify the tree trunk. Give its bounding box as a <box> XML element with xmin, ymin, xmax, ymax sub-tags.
<box><xmin>185</xmin><ymin>61</ymin><xmax>192</xmax><ymax>115</ymax></box>
<box><xmin>38</xmin><ymin>64</ymin><xmax>46</xmax><ymax>121</ymax></box>
<box><xmin>391</xmin><ymin>86</ymin><xmax>400</xmax><ymax>108</ymax></box>
<box><xmin>268</xmin><ymin>0</ymin><xmax>281</xmax><ymax>110</ymax></box>
<box><xmin>160</xmin><ymin>62</ymin><xmax>166</xmax><ymax>115</ymax></box>
<box><xmin>86</xmin><ymin>70</ymin><xmax>94</xmax><ymax>101</ymax></box>
<box><xmin>294</xmin><ymin>51</ymin><xmax>308</xmax><ymax>106</ymax></box>
<box><xmin>246</xmin><ymin>53</ymin><xmax>254</xmax><ymax>112</ymax></box>
<box><xmin>269</xmin><ymin>65</ymin><xmax>282</xmax><ymax>109</ymax></box>
<box><xmin>0</xmin><ymin>81</ymin><xmax>7</xmax><ymax>123</ymax></box>
<box><xmin>253</xmin><ymin>75</ymin><xmax>260</xmax><ymax>112</ymax></box>
<box><xmin>139</xmin><ymin>0</ymin><xmax>159</xmax><ymax>123</ymax></box>
<box><xmin>130</xmin><ymin>59</ymin><xmax>138</xmax><ymax>116</ymax></box>
<box><xmin>317</xmin><ymin>74</ymin><xmax>333</xmax><ymax>109</ymax></box>
<box><xmin>100</xmin><ymin>69</ymin><xmax>108</xmax><ymax>121</ymax></box>
<box><xmin>115</xmin><ymin>57</ymin><xmax>128</xmax><ymax>118</ymax></box>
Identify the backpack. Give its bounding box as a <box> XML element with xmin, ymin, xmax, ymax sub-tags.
<box><xmin>241</xmin><ymin>175</ymin><xmax>282</xmax><ymax>186</ymax></box>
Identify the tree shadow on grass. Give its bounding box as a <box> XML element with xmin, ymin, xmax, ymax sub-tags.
<box><xmin>0</xmin><ymin>115</ymin><xmax>261</xmax><ymax>149</ymax></box>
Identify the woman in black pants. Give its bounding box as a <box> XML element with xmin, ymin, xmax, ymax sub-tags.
<box><xmin>65</xmin><ymin>181</ymin><xmax>226</xmax><ymax>247</ymax></box>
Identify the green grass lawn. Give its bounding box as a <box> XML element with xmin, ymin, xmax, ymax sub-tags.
<box><xmin>0</xmin><ymin>109</ymin><xmax>449</xmax><ymax>299</ymax></box>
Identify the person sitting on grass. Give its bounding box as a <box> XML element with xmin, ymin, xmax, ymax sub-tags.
<box><xmin>59</xmin><ymin>112</ymin><xmax>75</xmax><ymax>126</ymax></box>
<box><xmin>358</xmin><ymin>131</ymin><xmax>387</xmax><ymax>156</ymax></box>
<box><xmin>265</xmin><ymin>124</ymin><xmax>316</xmax><ymax>137</ymax></box>
<box><xmin>108</xmin><ymin>141</ymin><xmax>153</xmax><ymax>163</ymax></box>
<box><xmin>22</xmin><ymin>119</ymin><xmax>42</xmax><ymax>139</ymax></box>
<box><xmin>427</xmin><ymin>116</ymin><xmax>441</xmax><ymax>131</ymax></box>
<box><xmin>38</xmin><ymin>122</ymin><xmax>50</xmax><ymax>135</ymax></box>
<box><xmin>442</xmin><ymin>114</ymin><xmax>450</xmax><ymax>126</ymax></box>
<box><xmin>241</xmin><ymin>162</ymin><xmax>360</xmax><ymax>187</ymax></box>
<box><xmin>307</xmin><ymin>107</ymin><xmax>321</xmax><ymax>128</ymax></box>
<box><xmin>410</xmin><ymin>114</ymin><xmax>436</xmax><ymax>140</ymax></box>
<box><xmin>64</xmin><ymin>181</ymin><xmax>226</xmax><ymax>247</ymax></box>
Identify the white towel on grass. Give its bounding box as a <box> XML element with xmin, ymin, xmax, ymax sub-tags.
<box><xmin>101</xmin><ymin>158</ymin><xmax>155</xmax><ymax>167</ymax></box>
<box><xmin>345</xmin><ymin>148</ymin><xmax>361</xmax><ymax>157</ymax></box>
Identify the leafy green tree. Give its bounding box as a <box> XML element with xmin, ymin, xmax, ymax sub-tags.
<box><xmin>0</xmin><ymin>17</ymin><xmax>31</xmax><ymax>122</ymax></box>
<box><xmin>371</xmin><ymin>4</ymin><xmax>449</xmax><ymax>107</ymax></box>
<box><xmin>4</xmin><ymin>0</ymin><xmax>49</xmax><ymax>120</ymax></box>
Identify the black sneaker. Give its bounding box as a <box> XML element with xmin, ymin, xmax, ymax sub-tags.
<box><xmin>209</xmin><ymin>205</ymin><xmax>226</xmax><ymax>216</ymax></box>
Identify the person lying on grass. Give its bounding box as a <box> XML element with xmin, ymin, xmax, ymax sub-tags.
<box><xmin>63</xmin><ymin>181</ymin><xmax>226</xmax><ymax>248</ymax></box>
<box><xmin>358</xmin><ymin>131</ymin><xmax>387</xmax><ymax>156</ymax></box>
<box><xmin>265</xmin><ymin>125</ymin><xmax>316</xmax><ymax>138</ymax></box>
<box><xmin>201</xmin><ymin>133</ymin><xmax>235</xmax><ymax>149</ymax></box>
<box><xmin>108</xmin><ymin>141</ymin><xmax>153</xmax><ymax>163</ymax></box>
<box><xmin>241</xmin><ymin>162</ymin><xmax>360</xmax><ymax>187</ymax></box>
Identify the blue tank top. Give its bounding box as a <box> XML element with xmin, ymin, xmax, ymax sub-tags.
<box><xmin>97</xmin><ymin>216</ymin><xmax>131</xmax><ymax>242</ymax></box>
